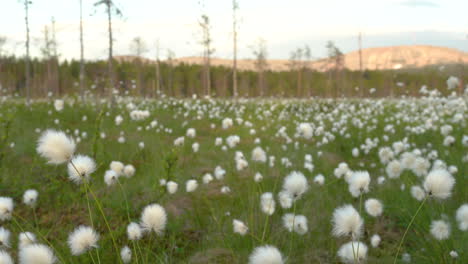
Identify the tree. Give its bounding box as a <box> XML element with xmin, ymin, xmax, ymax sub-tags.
<box><xmin>326</xmin><ymin>41</ymin><xmax>344</xmax><ymax>97</ymax></box>
<box><xmin>154</xmin><ymin>40</ymin><xmax>161</xmax><ymax>97</ymax></box>
<box><xmin>21</xmin><ymin>0</ymin><xmax>32</xmax><ymax>104</ymax></box>
<box><xmin>232</xmin><ymin>0</ymin><xmax>239</xmax><ymax>97</ymax></box>
<box><xmin>198</xmin><ymin>14</ymin><xmax>214</xmax><ymax>97</ymax></box>
<box><xmin>94</xmin><ymin>0</ymin><xmax>122</xmax><ymax>102</ymax></box>
<box><xmin>130</xmin><ymin>37</ymin><xmax>148</xmax><ymax>97</ymax></box>
<box><xmin>252</xmin><ymin>38</ymin><xmax>268</xmax><ymax>97</ymax></box>
<box><xmin>79</xmin><ymin>0</ymin><xmax>85</xmax><ymax>101</ymax></box>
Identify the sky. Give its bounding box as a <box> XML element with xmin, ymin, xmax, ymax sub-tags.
<box><xmin>1</xmin><ymin>0</ymin><xmax>468</xmax><ymax>61</ymax></box>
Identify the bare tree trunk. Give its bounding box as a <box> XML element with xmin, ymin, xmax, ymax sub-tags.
<box><xmin>79</xmin><ymin>0</ymin><xmax>85</xmax><ymax>101</ymax></box>
<box><xmin>358</xmin><ymin>32</ymin><xmax>363</xmax><ymax>98</ymax></box>
<box><xmin>232</xmin><ymin>0</ymin><xmax>238</xmax><ymax>97</ymax></box>
<box><xmin>107</xmin><ymin>1</ymin><xmax>115</xmax><ymax>103</ymax></box>
<box><xmin>24</xmin><ymin>0</ymin><xmax>31</xmax><ymax>104</ymax></box>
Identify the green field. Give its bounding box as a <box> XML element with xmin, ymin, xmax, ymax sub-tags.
<box><xmin>0</xmin><ymin>97</ymin><xmax>467</xmax><ymax>263</ymax></box>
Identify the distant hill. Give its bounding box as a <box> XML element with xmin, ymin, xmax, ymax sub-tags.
<box><xmin>115</xmin><ymin>45</ymin><xmax>468</xmax><ymax>72</ymax></box>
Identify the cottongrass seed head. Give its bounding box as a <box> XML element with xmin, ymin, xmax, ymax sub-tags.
<box><xmin>68</xmin><ymin>226</ymin><xmax>99</xmax><ymax>255</ymax></box>
<box><xmin>261</xmin><ymin>192</ymin><xmax>276</xmax><ymax>215</ymax></box>
<box><xmin>110</xmin><ymin>161</ymin><xmax>125</xmax><ymax>176</ymax></box>
<box><xmin>430</xmin><ymin>220</ymin><xmax>450</xmax><ymax>240</ymax></box>
<box><xmin>0</xmin><ymin>227</ymin><xmax>11</xmax><ymax>248</ymax></box>
<box><xmin>37</xmin><ymin>129</ymin><xmax>75</xmax><ymax>164</ymax></box>
<box><xmin>370</xmin><ymin>234</ymin><xmax>381</xmax><ymax>248</ymax></box>
<box><xmin>332</xmin><ymin>204</ymin><xmax>364</xmax><ymax>239</ymax></box>
<box><xmin>123</xmin><ymin>164</ymin><xmax>136</xmax><ymax>178</ymax></box>
<box><xmin>348</xmin><ymin>171</ymin><xmax>371</xmax><ymax>197</ymax></box>
<box><xmin>121</xmin><ymin>246</ymin><xmax>132</xmax><ymax>263</ymax></box>
<box><xmin>455</xmin><ymin>204</ymin><xmax>468</xmax><ymax>231</ymax></box>
<box><xmin>140</xmin><ymin>204</ymin><xmax>167</xmax><ymax>235</ymax></box>
<box><xmin>127</xmin><ymin>222</ymin><xmax>143</xmax><ymax>241</ymax></box>
<box><xmin>248</xmin><ymin>245</ymin><xmax>284</xmax><ymax>264</ymax></box>
<box><xmin>337</xmin><ymin>241</ymin><xmax>368</xmax><ymax>264</ymax></box>
<box><xmin>282</xmin><ymin>171</ymin><xmax>309</xmax><ymax>200</ymax></box>
<box><xmin>186</xmin><ymin>179</ymin><xmax>198</xmax><ymax>192</ymax></box>
<box><xmin>68</xmin><ymin>155</ymin><xmax>96</xmax><ymax>184</ymax></box>
<box><xmin>233</xmin><ymin>219</ymin><xmax>248</xmax><ymax>235</ymax></box>
<box><xmin>0</xmin><ymin>250</ymin><xmax>13</xmax><ymax>264</ymax></box>
<box><xmin>19</xmin><ymin>244</ymin><xmax>56</xmax><ymax>264</ymax></box>
<box><xmin>0</xmin><ymin>197</ymin><xmax>13</xmax><ymax>221</ymax></box>
<box><xmin>23</xmin><ymin>189</ymin><xmax>38</xmax><ymax>208</ymax></box>
<box><xmin>424</xmin><ymin>169</ymin><xmax>455</xmax><ymax>199</ymax></box>
<box><xmin>365</xmin><ymin>198</ymin><xmax>383</xmax><ymax>217</ymax></box>
<box><xmin>19</xmin><ymin>232</ymin><xmax>37</xmax><ymax>248</ymax></box>
<box><xmin>104</xmin><ymin>170</ymin><xmax>119</xmax><ymax>186</ymax></box>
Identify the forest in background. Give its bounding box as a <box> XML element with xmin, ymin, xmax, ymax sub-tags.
<box><xmin>0</xmin><ymin>55</ymin><xmax>466</xmax><ymax>99</ymax></box>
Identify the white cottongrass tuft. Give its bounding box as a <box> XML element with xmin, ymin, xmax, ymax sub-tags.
<box><xmin>0</xmin><ymin>227</ymin><xmax>11</xmax><ymax>248</ymax></box>
<box><xmin>127</xmin><ymin>222</ymin><xmax>142</xmax><ymax>241</ymax></box>
<box><xmin>260</xmin><ymin>192</ymin><xmax>276</xmax><ymax>215</ymax></box>
<box><xmin>410</xmin><ymin>186</ymin><xmax>426</xmax><ymax>201</ymax></box>
<box><xmin>337</xmin><ymin>241</ymin><xmax>368</xmax><ymax>264</ymax></box>
<box><xmin>282</xmin><ymin>214</ymin><xmax>308</xmax><ymax>235</ymax></box>
<box><xmin>386</xmin><ymin>160</ymin><xmax>403</xmax><ymax>179</ymax></box>
<box><xmin>423</xmin><ymin>169</ymin><xmax>455</xmax><ymax>199</ymax></box>
<box><xmin>248</xmin><ymin>245</ymin><xmax>284</xmax><ymax>264</ymax></box>
<box><xmin>251</xmin><ymin>146</ymin><xmax>267</xmax><ymax>163</ymax></box>
<box><xmin>277</xmin><ymin>191</ymin><xmax>293</xmax><ymax>209</ymax></box>
<box><xmin>140</xmin><ymin>204</ymin><xmax>167</xmax><ymax>235</ymax></box>
<box><xmin>364</xmin><ymin>199</ymin><xmax>383</xmax><ymax>217</ymax></box>
<box><xmin>67</xmin><ymin>226</ymin><xmax>99</xmax><ymax>255</ymax></box>
<box><xmin>104</xmin><ymin>170</ymin><xmax>119</xmax><ymax>186</ymax></box>
<box><xmin>123</xmin><ymin>164</ymin><xmax>136</xmax><ymax>178</ymax></box>
<box><xmin>37</xmin><ymin>129</ymin><xmax>76</xmax><ymax>164</ymax></box>
<box><xmin>0</xmin><ymin>250</ymin><xmax>13</xmax><ymax>264</ymax></box>
<box><xmin>166</xmin><ymin>181</ymin><xmax>178</xmax><ymax>194</ymax></box>
<box><xmin>121</xmin><ymin>246</ymin><xmax>132</xmax><ymax>263</ymax></box>
<box><xmin>233</xmin><ymin>219</ymin><xmax>248</xmax><ymax>235</ymax></box>
<box><xmin>314</xmin><ymin>174</ymin><xmax>325</xmax><ymax>185</ymax></box>
<box><xmin>19</xmin><ymin>232</ymin><xmax>37</xmax><ymax>248</ymax></box>
<box><xmin>370</xmin><ymin>234</ymin><xmax>381</xmax><ymax>248</ymax></box>
<box><xmin>0</xmin><ymin>197</ymin><xmax>13</xmax><ymax>221</ymax></box>
<box><xmin>53</xmin><ymin>99</ymin><xmax>64</xmax><ymax>111</ymax></box>
<box><xmin>110</xmin><ymin>161</ymin><xmax>125</xmax><ymax>176</ymax></box>
<box><xmin>282</xmin><ymin>171</ymin><xmax>309</xmax><ymax>200</ymax></box>
<box><xmin>348</xmin><ymin>171</ymin><xmax>371</xmax><ymax>197</ymax></box>
<box><xmin>67</xmin><ymin>155</ymin><xmax>96</xmax><ymax>184</ymax></box>
<box><xmin>455</xmin><ymin>204</ymin><xmax>468</xmax><ymax>231</ymax></box>
<box><xmin>23</xmin><ymin>189</ymin><xmax>38</xmax><ymax>208</ymax></box>
<box><xmin>19</xmin><ymin>244</ymin><xmax>56</xmax><ymax>264</ymax></box>
<box><xmin>186</xmin><ymin>179</ymin><xmax>198</xmax><ymax>192</ymax></box>
<box><xmin>254</xmin><ymin>172</ymin><xmax>263</xmax><ymax>182</ymax></box>
<box><xmin>430</xmin><ymin>220</ymin><xmax>450</xmax><ymax>240</ymax></box>
<box><xmin>332</xmin><ymin>204</ymin><xmax>364</xmax><ymax>239</ymax></box>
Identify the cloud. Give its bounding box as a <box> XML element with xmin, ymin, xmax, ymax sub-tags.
<box><xmin>399</xmin><ymin>0</ymin><xmax>439</xmax><ymax>8</ymax></box>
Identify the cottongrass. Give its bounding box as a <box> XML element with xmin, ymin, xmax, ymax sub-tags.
<box><xmin>140</xmin><ymin>204</ymin><xmax>167</xmax><ymax>235</ymax></box>
<box><xmin>233</xmin><ymin>219</ymin><xmax>248</xmax><ymax>235</ymax></box>
<box><xmin>0</xmin><ymin>250</ymin><xmax>13</xmax><ymax>264</ymax></box>
<box><xmin>455</xmin><ymin>204</ymin><xmax>468</xmax><ymax>231</ymax></box>
<box><xmin>120</xmin><ymin>246</ymin><xmax>132</xmax><ymax>263</ymax></box>
<box><xmin>248</xmin><ymin>245</ymin><xmax>284</xmax><ymax>264</ymax></box>
<box><xmin>0</xmin><ymin>197</ymin><xmax>13</xmax><ymax>221</ymax></box>
<box><xmin>0</xmin><ymin>227</ymin><xmax>11</xmax><ymax>248</ymax></box>
<box><xmin>19</xmin><ymin>244</ymin><xmax>56</xmax><ymax>264</ymax></box>
<box><xmin>37</xmin><ymin>129</ymin><xmax>75</xmax><ymax>164</ymax></box>
<box><xmin>67</xmin><ymin>226</ymin><xmax>99</xmax><ymax>255</ymax></box>
<box><xmin>332</xmin><ymin>205</ymin><xmax>363</xmax><ymax>239</ymax></box>
<box><xmin>23</xmin><ymin>190</ymin><xmax>38</xmax><ymax>208</ymax></box>
<box><xmin>337</xmin><ymin>241</ymin><xmax>368</xmax><ymax>264</ymax></box>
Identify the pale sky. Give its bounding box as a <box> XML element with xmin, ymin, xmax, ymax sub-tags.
<box><xmin>2</xmin><ymin>0</ymin><xmax>468</xmax><ymax>60</ymax></box>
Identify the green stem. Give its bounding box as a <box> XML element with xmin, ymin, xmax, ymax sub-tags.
<box><xmin>70</xmin><ymin>160</ymin><xmax>123</xmax><ymax>264</ymax></box>
<box><xmin>393</xmin><ymin>196</ymin><xmax>428</xmax><ymax>264</ymax></box>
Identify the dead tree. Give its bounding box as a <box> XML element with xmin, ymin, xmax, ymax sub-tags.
<box><xmin>94</xmin><ymin>0</ymin><xmax>122</xmax><ymax>102</ymax></box>
<box><xmin>252</xmin><ymin>38</ymin><xmax>268</xmax><ymax>97</ymax></box>
<box><xmin>232</xmin><ymin>0</ymin><xmax>239</xmax><ymax>97</ymax></box>
<box><xmin>130</xmin><ymin>37</ymin><xmax>148</xmax><ymax>97</ymax></box>
<box><xmin>79</xmin><ymin>0</ymin><xmax>85</xmax><ymax>101</ymax></box>
<box><xmin>154</xmin><ymin>40</ymin><xmax>161</xmax><ymax>97</ymax></box>
<box><xmin>22</xmin><ymin>0</ymin><xmax>32</xmax><ymax>104</ymax></box>
<box><xmin>198</xmin><ymin>14</ymin><xmax>214</xmax><ymax>97</ymax></box>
